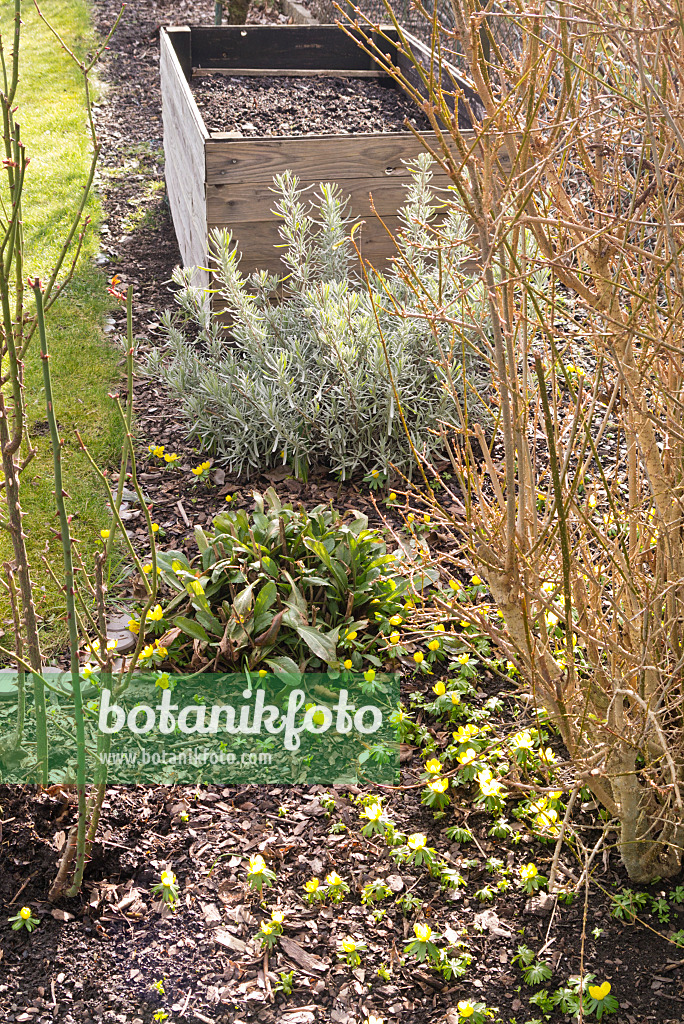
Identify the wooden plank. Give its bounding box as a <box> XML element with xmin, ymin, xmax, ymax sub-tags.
<box><xmin>208</xmin><ymin>214</ymin><xmax>404</xmax><ymax>264</ymax></box>
<box><xmin>206</xmin><ymin>131</ymin><xmax>456</xmax><ymax>184</ymax></box>
<box><xmin>397</xmin><ymin>30</ymin><xmax>484</xmax><ymax>129</ymax></box>
<box><xmin>165</xmin><ymin>25</ymin><xmax>193</xmax><ymax>82</ymax></box>
<box><xmin>206</xmin><ymin>176</ymin><xmax>453</xmax><ymax>224</ymax></box>
<box><xmin>160</xmin><ymin>29</ymin><xmax>209</xmax><ymax>281</ymax></box>
<box><xmin>192</xmin><ymin>68</ymin><xmax>391</xmax><ymax>78</ymax></box>
<box><xmin>191</xmin><ymin>25</ymin><xmax>395</xmax><ymax>71</ymax></box>
<box><xmin>160</xmin><ymin>29</ymin><xmax>209</xmax><ymax>144</ymax></box>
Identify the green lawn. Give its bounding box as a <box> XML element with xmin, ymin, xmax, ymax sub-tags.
<box><xmin>1</xmin><ymin>0</ymin><xmax>123</xmax><ymax>647</ymax></box>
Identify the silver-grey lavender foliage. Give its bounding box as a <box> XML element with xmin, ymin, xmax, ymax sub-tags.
<box><xmin>145</xmin><ymin>155</ymin><xmax>493</xmax><ymax>480</ymax></box>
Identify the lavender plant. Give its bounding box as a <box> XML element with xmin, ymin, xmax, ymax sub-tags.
<box><xmin>146</xmin><ymin>155</ymin><xmax>493</xmax><ymax>481</ymax></box>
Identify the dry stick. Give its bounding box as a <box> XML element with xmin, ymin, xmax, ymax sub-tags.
<box><xmin>33</xmin><ymin>280</ymin><xmax>87</xmax><ymax>898</ymax></box>
<box><xmin>547</xmin><ymin>782</ymin><xmax>581</xmax><ymax>893</ymax></box>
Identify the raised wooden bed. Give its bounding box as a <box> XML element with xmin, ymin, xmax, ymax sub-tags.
<box><xmin>160</xmin><ymin>24</ymin><xmax>483</xmax><ymax>290</ymax></box>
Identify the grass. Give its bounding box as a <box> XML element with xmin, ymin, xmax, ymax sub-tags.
<box><xmin>0</xmin><ymin>0</ymin><xmax>124</xmax><ymax>649</ymax></box>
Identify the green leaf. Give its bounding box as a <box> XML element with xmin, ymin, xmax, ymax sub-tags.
<box><xmin>173</xmin><ymin>616</ymin><xmax>210</xmax><ymax>642</ymax></box>
<box><xmin>295</xmin><ymin>623</ymin><xmax>341</xmax><ymax>664</ymax></box>
<box><xmin>233</xmin><ymin>582</ymin><xmax>255</xmax><ymax>620</ymax></box>
<box><xmin>254</xmin><ymin>580</ymin><xmax>278</xmax><ymax>617</ymax></box>
<box><xmin>194</xmin><ymin>526</ymin><xmax>209</xmax><ymax>553</ymax></box>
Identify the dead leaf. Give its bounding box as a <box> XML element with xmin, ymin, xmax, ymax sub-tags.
<box><xmin>279</xmin><ymin>936</ymin><xmax>328</xmax><ymax>974</ymax></box>
<box><xmin>214</xmin><ymin>927</ymin><xmax>247</xmax><ymax>953</ymax></box>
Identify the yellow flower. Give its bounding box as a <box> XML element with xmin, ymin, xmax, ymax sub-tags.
<box><xmin>477</xmin><ymin>768</ymin><xmax>503</xmax><ymax>797</ymax></box>
<box><xmin>248</xmin><ymin>855</ymin><xmax>267</xmax><ymax>875</ymax></box>
<box><xmin>304</xmin><ymin>878</ymin><xmax>319</xmax><ymax>893</ymax></box>
<box><xmin>155</xmin><ymin>673</ymin><xmax>170</xmax><ymax>690</ymax></box>
<box><xmin>343</xmin><ymin>659</ymin><xmax>353</xmax><ymax>670</ymax></box>
<box><xmin>82</xmin><ymin>665</ymin><xmax>93</xmax><ymax>679</ymax></box>
<box><xmin>451</xmin><ymin>692</ymin><xmax>461</xmax><ymax>705</ymax></box>
<box><xmin>459</xmin><ymin>619</ymin><xmax>471</xmax><ymax>629</ymax></box>
<box><xmin>423</xmin><ymin>513</ymin><xmax>431</xmax><ymax>524</ymax></box>
<box><xmin>449</xmin><ymin>579</ymin><xmax>462</xmax><ymax>591</ymax></box>
<box><xmin>413</xmin><ymin>922</ymin><xmax>432</xmax><ymax>942</ymax></box>
<box><xmin>471</xmin><ymin>575</ymin><xmax>482</xmax><ymax>585</ymax></box>
<box><xmin>389</xmin><ymin>631</ymin><xmax>400</xmax><ymax>645</ymax></box>
<box><xmin>225</xmin><ymin>493</ymin><xmax>233</xmax><ymax>502</ymax></box>
<box><xmin>407</xmin><ymin>833</ymin><xmax>426</xmax><ymax>851</ymax></box>
<box><xmin>271</xmin><ymin>910</ymin><xmax>284</xmax><ymax>924</ymax></box>
<box><xmin>388</xmin><ymin>492</ymin><xmax>397</xmax><ymax>501</ymax></box>
<box><xmin>457</xmin><ymin>1001</ymin><xmax>475</xmax><ymax>1019</ymax></box>
<box><xmin>258</xmin><ymin>669</ymin><xmax>268</xmax><ymax>678</ymax></box>
<box><xmin>457</xmin><ymin>747</ymin><xmax>478</xmax><ymax>766</ymax></box>
<box><xmin>325</xmin><ymin>871</ymin><xmax>344</xmax><ymax>886</ymax></box>
<box><xmin>414</xmin><ymin>652</ymin><xmax>424</xmax><ymax>665</ymax></box>
<box><xmin>425</xmin><ymin>758</ymin><xmax>442</xmax><ymax>774</ymax></box>
<box><xmin>151</xmin><ymin>523</ymin><xmax>160</xmax><ymax>533</ymax></box>
<box><xmin>100</xmin><ymin>529</ymin><xmax>110</xmax><ymax>540</ymax></box>
<box><xmin>428</xmin><ymin>639</ymin><xmax>440</xmax><ymax>652</ymax></box>
<box><xmin>19</xmin><ymin>907</ymin><xmax>32</xmax><ymax>920</ymax></box>
<box><xmin>142</xmin><ymin>564</ymin><xmax>161</xmax><ymax>575</ymax></box>
<box><xmin>161</xmin><ymin>870</ymin><xmax>176</xmax><ymax>888</ymax></box>
<box><xmin>155</xmin><ymin>643</ymin><xmax>168</xmax><ymax>659</ymax></box>
<box><xmin>128</xmin><ymin>617</ymin><xmax>140</xmax><ymax>634</ymax></box>
<box><xmin>364</xmin><ymin>669</ymin><xmax>376</xmax><ymax>683</ymax></box>
<box><xmin>588</xmin><ymin>493</ymin><xmax>598</xmax><ymax>508</ymax></box>
<box><xmin>588</xmin><ymin>981</ymin><xmax>611</xmax><ymax>1001</ymax></box>
<box><xmin>149</xmin><ymin>604</ymin><xmax>164</xmax><ymax>621</ymax></box>
<box><xmin>191</xmin><ymin>466</ymin><xmax>203</xmax><ymax>476</ymax></box>
<box><xmin>261</xmin><ymin>922</ymin><xmax>273</xmax><ymax>935</ymax></box>
<box><xmin>201</xmin><ymin>461</ymin><xmax>211</xmax><ymax>471</ymax></box>
<box><xmin>433</xmin><ymin>681</ymin><xmax>445</xmax><ymax>696</ymax></box>
<box><xmin>407</xmin><ymin>513</ymin><xmax>414</xmax><ymax>524</ymax></box>
<box><xmin>429</xmin><ymin>777</ymin><xmax>449</xmax><ymax>793</ymax></box>
<box><xmin>432</xmin><ymin>623</ymin><xmax>445</xmax><ymax>632</ymax></box>
<box><xmin>341</xmin><ymin>936</ymin><xmax>357</xmax><ymax>952</ymax></box>
<box><xmin>361</xmin><ymin>802</ymin><xmax>383</xmax><ymax>822</ymax></box>
<box><xmin>151</xmin><ymin>445</ymin><xmax>164</xmax><ymax>458</ymax></box>
<box><xmin>389</xmin><ymin>615</ymin><xmax>402</xmax><ymax>627</ymax></box>
<box><xmin>519</xmin><ymin>862</ymin><xmax>537</xmax><ymax>881</ymax></box>
<box><xmin>457</xmin><ymin>652</ymin><xmax>470</xmax><ymax>665</ymax></box>
<box><xmin>345</xmin><ymin>630</ymin><xmax>358</xmax><ymax>641</ymax></box>
<box><xmin>510</xmin><ymin>730</ymin><xmax>533</xmax><ymax>751</ymax></box>
<box><xmin>371</xmin><ymin>469</ymin><xmax>379</xmax><ymax>478</ymax></box>
<box><xmin>164</xmin><ymin>452</ymin><xmax>179</xmax><ymax>464</ymax></box>
<box><xmin>312</xmin><ymin>709</ymin><xmax>325</xmax><ymax>726</ymax></box>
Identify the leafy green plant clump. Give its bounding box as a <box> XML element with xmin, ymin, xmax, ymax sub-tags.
<box><xmin>146</xmin><ymin>155</ymin><xmax>492</xmax><ymax>480</ymax></box>
<box><xmin>156</xmin><ymin>488</ymin><xmax>408</xmax><ymax>672</ymax></box>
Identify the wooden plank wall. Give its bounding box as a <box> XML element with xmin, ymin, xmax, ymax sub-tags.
<box><xmin>160</xmin><ymin>29</ymin><xmax>210</xmax><ymax>289</ymax></box>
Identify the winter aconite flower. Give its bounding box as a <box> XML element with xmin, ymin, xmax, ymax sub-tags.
<box><xmin>343</xmin><ymin>659</ymin><xmax>353</xmax><ymax>670</ymax></box>
<box><xmin>428</xmin><ymin>778</ymin><xmax>449</xmax><ymax>794</ymax></box>
<box><xmin>425</xmin><ymin>758</ymin><xmax>442</xmax><ymax>774</ymax></box>
<box><xmin>389</xmin><ymin>631</ymin><xmax>400</xmax><ymax>645</ymax></box>
<box><xmin>428</xmin><ymin>639</ymin><xmax>440</xmax><ymax>651</ymax></box>
<box><xmin>457</xmin><ymin>1001</ymin><xmax>475</xmax><ymax>1018</ymax></box>
<box><xmin>389</xmin><ymin>615</ymin><xmax>402</xmax><ymax>626</ymax></box>
<box><xmin>149</xmin><ymin>605</ymin><xmax>164</xmax><ymax>621</ymax></box>
<box><xmin>407</xmin><ymin>833</ymin><xmax>426</xmax><ymax>851</ymax></box>
<box><xmin>414</xmin><ymin>652</ymin><xmax>424</xmax><ymax>665</ymax></box>
<box><xmin>432</xmin><ymin>681</ymin><xmax>445</xmax><ymax>697</ymax></box>
<box><xmin>100</xmin><ymin>529</ymin><xmax>110</xmax><ymax>540</ymax></box>
<box><xmin>457</xmin><ymin>652</ymin><xmax>470</xmax><ymax>665</ymax></box>
<box><xmin>588</xmin><ymin>982</ymin><xmax>611</xmax><ymax>1000</ymax></box>
<box><xmin>413</xmin><ymin>922</ymin><xmax>432</xmax><ymax>943</ymax></box>
<box><xmin>246</xmin><ymin>854</ymin><xmax>276</xmax><ymax>893</ymax></box>
<box><xmin>519</xmin><ymin>862</ymin><xmax>537</xmax><ymax>881</ymax></box>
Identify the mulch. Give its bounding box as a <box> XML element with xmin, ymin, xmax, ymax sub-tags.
<box><xmin>0</xmin><ymin>2</ymin><xmax>682</xmax><ymax>1023</ymax></box>
<box><xmin>189</xmin><ymin>74</ymin><xmax>430</xmax><ymax>135</ymax></box>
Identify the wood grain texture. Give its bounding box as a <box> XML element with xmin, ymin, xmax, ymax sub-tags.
<box><xmin>192</xmin><ymin>67</ymin><xmax>391</xmax><ymax>77</ymax></box>
<box><xmin>206</xmin><ymin>132</ymin><xmax>461</xmax><ymax>184</ymax></box>
<box><xmin>160</xmin><ymin>30</ymin><xmax>209</xmax><ymax>284</ymax></box>
<box><xmin>206</xmin><ymin>175</ymin><xmax>453</xmax><ymax>224</ymax></box>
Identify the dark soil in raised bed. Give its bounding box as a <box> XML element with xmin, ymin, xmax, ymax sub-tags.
<box><xmin>190</xmin><ymin>73</ymin><xmax>431</xmax><ymax>135</ymax></box>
